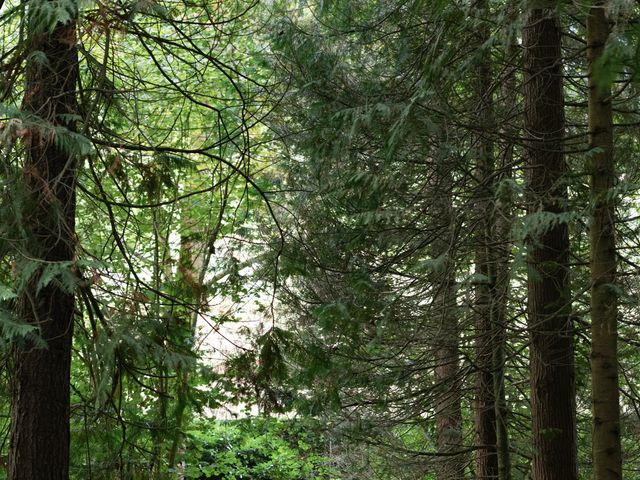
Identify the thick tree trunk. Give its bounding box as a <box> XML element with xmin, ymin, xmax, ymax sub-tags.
<box><xmin>587</xmin><ymin>4</ymin><xmax>622</xmax><ymax>479</ymax></box>
<box><xmin>7</xmin><ymin>5</ymin><xmax>79</xmax><ymax>480</ymax></box>
<box><xmin>523</xmin><ymin>6</ymin><xmax>578</xmax><ymax>480</ymax></box>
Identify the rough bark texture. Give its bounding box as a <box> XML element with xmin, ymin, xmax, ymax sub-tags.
<box><xmin>523</xmin><ymin>7</ymin><xmax>578</xmax><ymax>480</ymax></box>
<box><xmin>587</xmin><ymin>4</ymin><xmax>622</xmax><ymax>479</ymax></box>
<box><xmin>473</xmin><ymin>4</ymin><xmax>517</xmax><ymax>478</ymax></box>
<box><xmin>434</xmin><ymin>274</ymin><xmax>464</xmax><ymax>480</ymax></box>
<box><xmin>8</xmin><ymin>6</ymin><xmax>79</xmax><ymax>480</ymax></box>
<box><xmin>472</xmin><ymin>3</ymin><xmax>499</xmax><ymax>474</ymax></box>
<box><xmin>433</xmin><ymin>168</ymin><xmax>464</xmax><ymax>480</ymax></box>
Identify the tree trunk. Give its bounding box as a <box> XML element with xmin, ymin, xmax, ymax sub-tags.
<box><xmin>491</xmin><ymin>202</ymin><xmax>512</xmax><ymax>480</ymax></box>
<box><xmin>434</xmin><ymin>272</ymin><xmax>464</xmax><ymax>480</ymax></box>
<box><xmin>494</xmin><ymin>10</ymin><xmax>518</xmax><ymax>479</ymax></box>
<box><xmin>471</xmin><ymin>2</ymin><xmax>499</xmax><ymax>477</ymax></box>
<box><xmin>587</xmin><ymin>4</ymin><xmax>622</xmax><ymax>479</ymax></box>
<box><xmin>168</xmin><ymin>216</ymin><xmax>212</xmax><ymax>468</ymax></box>
<box><xmin>474</xmin><ymin>214</ymin><xmax>498</xmax><ymax>480</ymax></box>
<box><xmin>433</xmin><ymin>168</ymin><xmax>464</xmax><ymax>480</ymax></box>
<box><xmin>493</xmin><ymin>128</ymin><xmax>514</xmax><ymax>480</ymax></box>
<box><xmin>523</xmin><ymin>6</ymin><xmax>578</xmax><ymax>480</ymax></box>
<box><xmin>8</xmin><ymin>4</ymin><xmax>79</xmax><ymax>479</ymax></box>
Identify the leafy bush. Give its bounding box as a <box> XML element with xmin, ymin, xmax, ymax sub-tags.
<box><xmin>181</xmin><ymin>418</ymin><xmax>339</xmax><ymax>480</ymax></box>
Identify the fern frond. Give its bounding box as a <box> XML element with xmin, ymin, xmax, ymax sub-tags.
<box><xmin>28</xmin><ymin>0</ymin><xmax>77</xmax><ymax>34</ymax></box>
<box><xmin>0</xmin><ymin>308</ymin><xmax>46</xmax><ymax>349</ymax></box>
<box><xmin>37</xmin><ymin>261</ymin><xmax>77</xmax><ymax>295</ymax></box>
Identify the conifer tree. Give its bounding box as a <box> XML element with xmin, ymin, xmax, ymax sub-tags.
<box><xmin>523</xmin><ymin>4</ymin><xmax>578</xmax><ymax>479</ymax></box>
<box><xmin>471</xmin><ymin>2</ymin><xmax>499</xmax><ymax>477</ymax></box>
<box><xmin>8</xmin><ymin>1</ymin><xmax>79</xmax><ymax>478</ymax></box>
<box><xmin>587</xmin><ymin>2</ymin><xmax>622</xmax><ymax>478</ymax></box>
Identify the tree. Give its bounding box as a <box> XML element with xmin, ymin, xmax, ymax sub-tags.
<box><xmin>8</xmin><ymin>1</ymin><xmax>79</xmax><ymax>478</ymax></box>
<box><xmin>471</xmin><ymin>2</ymin><xmax>499</xmax><ymax>477</ymax></box>
<box><xmin>5</xmin><ymin>1</ymin><xmax>640</xmax><ymax>478</ymax></box>
<box><xmin>0</xmin><ymin>1</ymin><xmax>275</xmax><ymax>477</ymax></box>
<box><xmin>263</xmin><ymin>3</ymin><xmax>475</xmax><ymax>476</ymax></box>
<box><xmin>523</xmin><ymin>4</ymin><xmax>577</xmax><ymax>479</ymax></box>
<box><xmin>587</xmin><ymin>2</ymin><xmax>622</xmax><ymax>478</ymax></box>
<box><xmin>259</xmin><ymin>2</ymin><xmax>531</xmax><ymax>479</ymax></box>
<box><xmin>431</xmin><ymin>161</ymin><xmax>464</xmax><ymax>480</ymax></box>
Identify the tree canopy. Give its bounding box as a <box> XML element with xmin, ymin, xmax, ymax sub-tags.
<box><xmin>0</xmin><ymin>1</ymin><xmax>640</xmax><ymax>480</ymax></box>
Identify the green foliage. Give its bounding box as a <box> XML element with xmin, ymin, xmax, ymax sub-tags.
<box><xmin>519</xmin><ymin>211</ymin><xmax>582</xmax><ymax>242</ymax></box>
<box><xmin>37</xmin><ymin>261</ymin><xmax>77</xmax><ymax>294</ymax></box>
<box><xmin>182</xmin><ymin>418</ymin><xmax>338</xmax><ymax>480</ymax></box>
<box><xmin>0</xmin><ymin>306</ymin><xmax>44</xmax><ymax>348</ymax></box>
<box><xmin>0</xmin><ymin>0</ymin><xmax>640</xmax><ymax>479</ymax></box>
<box><xmin>27</xmin><ymin>0</ymin><xmax>77</xmax><ymax>34</ymax></box>
<box><xmin>0</xmin><ymin>104</ymin><xmax>94</xmax><ymax>157</ymax></box>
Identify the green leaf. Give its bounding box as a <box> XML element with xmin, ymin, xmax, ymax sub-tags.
<box><xmin>520</xmin><ymin>211</ymin><xmax>580</xmax><ymax>241</ymax></box>
<box><xmin>54</xmin><ymin>127</ymin><xmax>95</xmax><ymax>157</ymax></box>
<box><xmin>15</xmin><ymin>259</ymin><xmax>41</xmax><ymax>291</ymax></box>
<box><xmin>412</xmin><ymin>253</ymin><xmax>449</xmax><ymax>274</ymax></box>
<box><xmin>37</xmin><ymin>261</ymin><xmax>76</xmax><ymax>295</ymax></box>
<box><xmin>28</xmin><ymin>0</ymin><xmax>77</xmax><ymax>34</ymax></box>
<box><xmin>0</xmin><ymin>285</ymin><xmax>17</xmax><ymax>301</ymax></box>
<box><xmin>0</xmin><ymin>308</ymin><xmax>46</xmax><ymax>348</ymax></box>
<box><xmin>26</xmin><ymin>50</ymin><xmax>49</xmax><ymax>67</ymax></box>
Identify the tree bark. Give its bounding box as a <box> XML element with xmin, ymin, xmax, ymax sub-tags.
<box><xmin>433</xmin><ymin>167</ymin><xmax>464</xmax><ymax>480</ymax></box>
<box><xmin>8</xmin><ymin>4</ymin><xmax>79</xmax><ymax>480</ymax></box>
<box><xmin>587</xmin><ymin>3</ymin><xmax>622</xmax><ymax>479</ymax></box>
<box><xmin>494</xmin><ymin>9</ymin><xmax>518</xmax><ymax>479</ymax></box>
<box><xmin>472</xmin><ymin>4</ymin><xmax>517</xmax><ymax>478</ymax></box>
<box><xmin>472</xmin><ymin>2</ymin><xmax>499</xmax><ymax>473</ymax></box>
<box><xmin>523</xmin><ymin>6</ymin><xmax>578</xmax><ymax>480</ymax></box>
<box><xmin>434</xmin><ymin>269</ymin><xmax>464</xmax><ymax>480</ymax></box>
